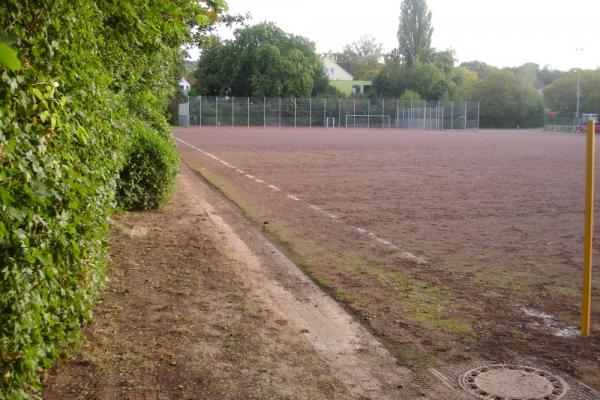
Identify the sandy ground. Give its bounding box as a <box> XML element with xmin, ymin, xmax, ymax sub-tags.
<box><xmin>44</xmin><ymin>165</ymin><xmax>470</xmax><ymax>399</ymax></box>
<box><xmin>173</xmin><ymin>126</ymin><xmax>600</xmax><ymax>392</ymax></box>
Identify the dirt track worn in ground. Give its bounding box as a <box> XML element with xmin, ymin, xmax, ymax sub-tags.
<box><xmin>44</xmin><ymin>165</ymin><xmax>470</xmax><ymax>399</ymax></box>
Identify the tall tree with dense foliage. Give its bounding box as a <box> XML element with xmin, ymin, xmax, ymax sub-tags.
<box><xmin>195</xmin><ymin>22</ymin><xmax>328</xmax><ymax>97</ymax></box>
<box><xmin>543</xmin><ymin>69</ymin><xmax>600</xmax><ymax>118</ymax></box>
<box><xmin>397</xmin><ymin>0</ymin><xmax>433</xmax><ymax>67</ymax></box>
<box><xmin>470</xmin><ymin>67</ymin><xmax>545</xmax><ymax>128</ymax></box>
<box><xmin>0</xmin><ymin>1</ymin><xmax>223</xmax><ymax>397</ymax></box>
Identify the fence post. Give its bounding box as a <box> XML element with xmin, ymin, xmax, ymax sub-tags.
<box><xmin>464</xmin><ymin>102</ymin><xmax>467</xmax><ymax>130</ymax></box>
<box><xmin>309</xmin><ymin>98</ymin><xmax>312</xmax><ymax>128</ymax></box>
<box><xmin>247</xmin><ymin>97</ymin><xmax>250</xmax><ymax>128</ymax></box>
<box><xmin>338</xmin><ymin>99</ymin><xmax>341</xmax><ymax>128</ymax></box>
<box><xmin>232</xmin><ymin>96</ymin><xmax>234</xmax><ymax>126</ymax></box>
<box><xmin>396</xmin><ymin>99</ymin><xmax>399</xmax><ymax>128</ymax></box>
<box><xmin>263</xmin><ymin>97</ymin><xmax>266</xmax><ymax>128</ymax></box>
<box><xmin>278</xmin><ymin>97</ymin><xmax>281</xmax><ymax>128</ymax></box>
<box><xmin>367</xmin><ymin>98</ymin><xmax>370</xmax><ymax>128</ymax></box>
<box><xmin>382</xmin><ymin>99</ymin><xmax>385</xmax><ymax>128</ymax></box>
<box><xmin>215</xmin><ymin>97</ymin><xmax>218</xmax><ymax>126</ymax></box>
<box><xmin>294</xmin><ymin>98</ymin><xmax>297</xmax><ymax>128</ymax></box>
<box><xmin>450</xmin><ymin>101</ymin><xmax>453</xmax><ymax>130</ymax></box>
<box><xmin>199</xmin><ymin>95</ymin><xmax>202</xmax><ymax>127</ymax></box>
<box><xmin>353</xmin><ymin>98</ymin><xmax>356</xmax><ymax>128</ymax></box>
<box><xmin>477</xmin><ymin>102</ymin><xmax>480</xmax><ymax>131</ymax></box>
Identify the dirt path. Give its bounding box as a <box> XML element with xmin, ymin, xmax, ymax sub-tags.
<box><xmin>44</xmin><ymin>166</ymin><xmax>352</xmax><ymax>400</ymax></box>
<box><xmin>44</xmin><ymin>165</ymin><xmax>468</xmax><ymax>399</ymax></box>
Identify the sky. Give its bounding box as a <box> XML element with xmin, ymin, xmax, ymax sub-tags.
<box><xmin>193</xmin><ymin>0</ymin><xmax>600</xmax><ymax>71</ymax></box>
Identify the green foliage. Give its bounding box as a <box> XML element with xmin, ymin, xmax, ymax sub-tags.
<box><xmin>326</xmin><ymin>36</ymin><xmax>384</xmax><ymax>80</ymax></box>
<box><xmin>0</xmin><ymin>42</ymin><xmax>21</xmax><ymax>71</ymax></box>
<box><xmin>372</xmin><ymin>54</ymin><xmax>459</xmax><ymax>100</ymax></box>
<box><xmin>470</xmin><ymin>67</ymin><xmax>545</xmax><ymax>128</ymax></box>
<box><xmin>116</xmin><ymin>125</ymin><xmax>179</xmax><ymax>210</ymax></box>
<box><xmin>0</xmin><ymin>0</ymin><xmax>223</xmax><ymax>397</ymax></box>
<box><xmin>195</xmin><ymin>22</ymin><xmax>329</xmax><ymax>97</ymax></box>
<box><xmin>397</xmin><ymin>0</ymin><xmax>433</xmax><ymax>67</ymax></box>
<box><xmin>399</xmin><ymin>89</ymin><xmax>422</xmax><ymax>101</ymax></box>
<box><xmin>543</xmin><ymin>69</ymin><xmax>600</xmax><ymax>118</ymax></box>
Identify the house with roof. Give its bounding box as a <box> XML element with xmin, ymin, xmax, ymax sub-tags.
<box><xmin>179</xmin><ymin>76</ymin><xmax>198</xmax><ymax>94</ymax></box>
<box><xmin>322</xmin><ymin>56</ymin><xmax>371</xmax><ymax>96</ymax></box>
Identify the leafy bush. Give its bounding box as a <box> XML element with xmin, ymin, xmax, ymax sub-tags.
<box><xmin>116</xmin><ymin>124</ymin><xmax>180</xmax><ymax>210</ymax></box>
<box><xmin>0</xmin><ymin>1</ymin><xmax>223</xmax><ymax>398</ymax></box>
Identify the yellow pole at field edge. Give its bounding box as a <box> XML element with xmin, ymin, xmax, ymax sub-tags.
<box><xmin>582</xmin><ymin>119</ymin><xmax>595</xmax><ymax>336</ymax></box>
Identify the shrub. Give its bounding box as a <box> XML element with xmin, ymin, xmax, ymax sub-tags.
<box><xmin>116</xmin><ymin>124</ymin><xmax>180</xmax><ymax>210</ymax></box>
<box><xmin>0</xmin><ymin>1</ymin><xmax>223</xmax><ymax>397</ymax></box>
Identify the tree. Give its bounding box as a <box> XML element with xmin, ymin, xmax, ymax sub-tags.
<box><xmin>330</xmin><ymin>36</ymin><xmax>384</xmax><ymax>80</ymax></box>
<box><xmin>195</xmin><ymin>22</ymin><xmax>328</xmax><ymax>97</ymax></box>
<box><xmin>397</xmin><ymin>0</ymin><xmax>433</xmax><ymax>67</ymax></box>
<box><xmin>470</xmin><ymin>67</ymin><xmax>544</xmax><ymax>128</ymax></box>
<box><xmin>543</xmin><ymin>69</ymin><xmax>600</xmax><ymax>118</ymax></box>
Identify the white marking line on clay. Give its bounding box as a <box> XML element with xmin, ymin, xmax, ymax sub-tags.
<box><xmin>428</xmin><ymin>368</ymin><xmax>454</xmax><ymax>389</ymax></box>
<box><xmin>176</xmin><ymin>136</ymin><xmax>429</xmax><ymax>267</ymax></box>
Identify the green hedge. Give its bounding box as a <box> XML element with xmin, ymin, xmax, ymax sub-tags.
<box><xmin>116</xmin><ymin>124</ymin><xmax>180</xmax><ymax>210</ymax></box>
<box><xmin>0</xmin><ymin>1</ymin><xmax>223</xmax><ymax>398</ymax></box>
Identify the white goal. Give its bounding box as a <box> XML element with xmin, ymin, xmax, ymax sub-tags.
<box><xmin>345</xmin><ymin>114</ymin><xmax>391</xmax><ymax>128</ymax></box>
<box><xmin>325</xmin><ymin>117</ymin><xmax>336</xmax><ymax>128</ymax></box>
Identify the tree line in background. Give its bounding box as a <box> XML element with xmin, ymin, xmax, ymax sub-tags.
<box><xmin>0</xmin><ymin>1</ymin><xmax>225</xmax><ymax>397</ymax></box>
<box><xmin>193</xmin><ymin>0</ymin><xmax>600</xmax><ymax>129</ymax></box>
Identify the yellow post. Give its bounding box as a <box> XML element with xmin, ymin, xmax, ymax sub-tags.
<box><xmin>582</xmin><ymin>120</ymin><xmax>595</xmax><ymax>336</ymax></box>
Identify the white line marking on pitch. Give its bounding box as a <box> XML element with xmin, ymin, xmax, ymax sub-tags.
<box><xmin>176</xmin><ymin>136</ymin><xmax>429</xmax><ymax>266</ymax></box>
<box><xmin>428</xmin><ymin>368</ymin><xmax>455</xmax><ymax>389</ymax></box>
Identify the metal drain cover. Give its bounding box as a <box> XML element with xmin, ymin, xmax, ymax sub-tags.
<box><xmin>458</xmin><ymin>364</ymin><xmax>567</xmax><ymax>400</ymax></box>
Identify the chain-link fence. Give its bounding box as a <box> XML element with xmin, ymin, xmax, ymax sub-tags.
<box><xmin>181</xmin><ymin>97</ymin><xmax>479</xmax><ymax>130</ymax></box>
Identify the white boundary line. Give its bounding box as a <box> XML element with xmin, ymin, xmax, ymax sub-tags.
<box><xmin>176</xmin><ymin>136</ymin><xmax>428</xmax><ymax>266</ymax></box>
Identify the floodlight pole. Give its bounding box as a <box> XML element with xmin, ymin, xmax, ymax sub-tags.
<box><xmin>576</xmin><ymin>48</ymin><xmax>583</xmax><ymax>121</ymax></box>
<box><xmin>582</xmin><ymin>120</ymin><xmax>595</xmax><ymax>336</ymax></box>
<box><xmin>576</xmin><ymin>71</ymin><xmax>581</xmax><ymax>120</ymax></box>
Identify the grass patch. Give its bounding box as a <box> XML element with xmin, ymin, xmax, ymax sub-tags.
<box><xmin>388</xmin><ymin>341</ymin><xmax>438</xmax><ymax>367</ymax></box>
<box><xmin>473</xmin><ymin>267</ymin><xmax>536</xmax><ymax>293</ymax></box>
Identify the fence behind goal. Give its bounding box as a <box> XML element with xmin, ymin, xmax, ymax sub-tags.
<box><xmin>184</xmin><ymin>97</ymin><xmax>479</xmax><ymax>130</ymax></box>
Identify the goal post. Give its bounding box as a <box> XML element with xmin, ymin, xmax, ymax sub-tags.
<box><xmin>345</xmin><ymin>114</ymin><xmax>391</xmax><ymax>128</ymax></box>
<box><xmin>325</xmin><ymin>116</ymin><xmax>336</xmax><ymax>128</ymax></box>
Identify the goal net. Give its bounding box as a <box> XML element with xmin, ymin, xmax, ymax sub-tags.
<box><xmin>345</xmin><ymin>114</ymin><xmax>391</xmax><ymax>128</ymax></box>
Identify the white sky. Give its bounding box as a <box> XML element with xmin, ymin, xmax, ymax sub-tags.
<box><xmin>193</xmin><ymin>0</ymin><xmax>599</xmax><ymax>71</ymax></box>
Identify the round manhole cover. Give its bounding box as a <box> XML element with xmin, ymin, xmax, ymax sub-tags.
<box><xmin>458</xmin><ymin>364</ymin><xmax>567</xmax><ymax>400</ymax></box>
